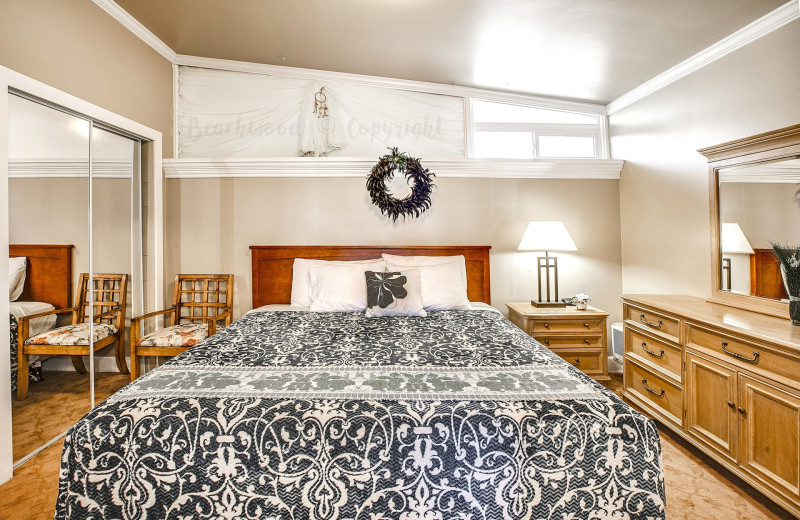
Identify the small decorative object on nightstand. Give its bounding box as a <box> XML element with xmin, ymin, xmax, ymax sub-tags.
<box><xmin>506</xmin><ymin>301</ymin><xmax>609</xmax><ymax>381</ymax></box>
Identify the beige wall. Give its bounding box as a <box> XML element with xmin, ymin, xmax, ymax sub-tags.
<box><xmin>610</xmin><ymin>20</ymin><xmax>800</xmax><ymax>297</ymax></box>
<box><xmin>0</xmin><ymin>0</ymin><xmax>173</xmax><ymax>157</ymax></box>
<box><xmin>166</xmin><ymin>176</ymin><xmax>623</xmax><ymax>324</ymax></box>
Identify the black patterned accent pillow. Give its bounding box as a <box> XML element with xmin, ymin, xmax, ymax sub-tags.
<box><xmin>364</xmin><ymin>270</ymin><xmax>427</xmax><ymax>317</ymax></box>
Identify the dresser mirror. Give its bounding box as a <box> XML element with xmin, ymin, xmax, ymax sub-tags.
<box><xmin>700</xmin><ymin>124</ymin><xmax>800</xmax><ymax>318</ymax></box>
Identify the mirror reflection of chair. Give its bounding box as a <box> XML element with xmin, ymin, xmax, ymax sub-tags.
<box><xmin>16</xmin><ymin>273</ymin><xmax>129</xmax><ymax>400</ymax></box>
<box><xmin>130</xmin><ymin>274</ymin><xmax>234</xmax><ymax>380</ymax></box>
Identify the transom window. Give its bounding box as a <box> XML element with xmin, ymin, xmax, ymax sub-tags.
<box><xmin>470</xmin><ymin>100</ymin><xmax>602</xmax><ymax>159</ymax></box>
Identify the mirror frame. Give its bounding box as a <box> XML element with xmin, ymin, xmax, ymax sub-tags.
<box><xmin>699</xmin><ymin>124</ymin><xmax>800</xmax><ymax>318</ymax></box>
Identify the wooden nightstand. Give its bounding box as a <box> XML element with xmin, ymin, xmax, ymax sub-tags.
<box><xmin>506</xmin><ymin>302</ymin><xmax>609</xmax><ymax>381</ymax></box>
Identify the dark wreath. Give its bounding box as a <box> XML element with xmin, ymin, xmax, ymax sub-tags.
<box><xmin>366</xmin><ymin>148</ymin><xmax>435</xmax><ymax>222</ymax></box>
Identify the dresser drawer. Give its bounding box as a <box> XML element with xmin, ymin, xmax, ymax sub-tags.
<box><xmin>554</xmin><ymin>349</ymin><xmax>604</xmax><ymax>375</ymax></box>
<box><xmin>624</xmin><ymin>327</ymin><xmax>682</xmax><ymax>382</ymax></box>
<box><xmin>530</xmin><ymin>318</ymin><xmax>604</xmax><ymax>334</ymax></box>
<box><xmin>687</xmin><ymin>323</ymin><xmax>800</xmax><ymax>387</ymax></box>
<box><xmin>624</xmin><ymin>304</ymin><xmax>681</xmax><ymax>343</ymax></box>
<box><xmin>624</xmin><ymin>358</ymin><xmax>683</xmax><ymax>427</ymax></box>
<box><xmin>535</xmin><ymin>335</ymin><xmax>602</xmax><ymax>349</ymax></box>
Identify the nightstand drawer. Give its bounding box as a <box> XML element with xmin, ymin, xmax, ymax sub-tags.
<box><xmin>554</xmin><ymin>349</ymin><xmax>604</xmax><ymax>375</ymax></box>
<box><xmin>530</xmin><ymin>318</ymin><xmax>604</xmax><ymax>334</ymax></box>
<box><xmin>624</xmin><ymin>358</ymin><xmax>682</xmax><ymax>428</ymax></box>
<box><xmin>624</xmin><ymin>303</ymin><xmax>681</xmax><ymax>343</ymax></box>
<box><xmin>535</xmin><ymin>335</ymin><xmax>602</xmax><ymax>349</ymax></box>
<box><xmin>624</xmin><ymin>327</ymin><xmax>682</xmax><ymax>381</ymax></box>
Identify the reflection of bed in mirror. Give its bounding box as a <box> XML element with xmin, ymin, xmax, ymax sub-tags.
<box><xmin>9</xmin><ymin>244</ymin><xmax>73</xmax><ymax>395</ymax></box>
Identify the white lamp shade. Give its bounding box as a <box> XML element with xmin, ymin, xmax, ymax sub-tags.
<box><xmin>721</xmin><ymin>223</ymin><xmax>754</xmax><ymax>254</ymax></box>
<box><xmin>518</xmin><ymin>221</ymin><xmax>578</xmax><ymax>252</ymax></box>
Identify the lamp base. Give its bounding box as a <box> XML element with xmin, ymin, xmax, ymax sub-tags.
<box><xmin>531</xmin><ymin>300</ymin><xmax>567</xmax><ymax>308</ymax></box>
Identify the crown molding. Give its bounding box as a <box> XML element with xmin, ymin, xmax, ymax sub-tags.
<box><xmin>91</xmin><ymin>0</ymin><xmax>177</xmax><ymax>63</ymax></box>
<box><xmin>607</xmin><ymin>1</ymin><xmax>800</xmax><ymax>115</ymax></box>
<box><xmin>163</xmin><ymin>157</ymin><xmax>623</xmax><ymax>180</ymax></box>
<box><xmin>175</xmin><ymin>55</ymin><xmax>607</xmax><ymax>116</ymax></box>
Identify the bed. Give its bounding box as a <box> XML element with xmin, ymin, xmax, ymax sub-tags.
<box><xmin>55</xmin><ymin>245</ymin><xmax>665</xmax><ymax>519</ymax></box>
<box><xmin>9</xmin><ymin>244</ymin><xmax>73</xmax><ymax>395</ymax></box>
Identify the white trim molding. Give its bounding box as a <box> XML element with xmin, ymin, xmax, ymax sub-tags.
<box><xmin>164</xmin><ymin>157</ymin><xmax>623</xmax><ymax>180</ymax></box>
<box><xmin>9</xmin><ymin>159</ymin><xmax>134</xmax><ymax>178</ymax></box>
<box><xmin>91</xmin><ymin>0</ymin><xmax>177</xmax><ymax>62</ymax></box>
<box><xmin>175</xmin><ymin>55</ymin><xmax>607</xmax><ymax>116</ymax></box>
<box><xmin>607</xmin><ymin>1</ymin><xmax>800</xmax><ymax>115</ymax></box>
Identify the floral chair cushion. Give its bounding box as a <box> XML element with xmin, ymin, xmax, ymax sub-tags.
<box><xmin>136</xmin><ymin>323</ymin><xmax>208</xmax><ymax>348</ymax></box>
<box><xmin>26</xmin><ymin>323</ymin><xmax>118</xmax><ymax>346</ymax></box>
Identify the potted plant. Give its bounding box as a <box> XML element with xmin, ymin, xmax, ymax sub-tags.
<box><xmin>771</xmin><ymin>243</ymin><xmax>800</xmax><ymax>325</ymax></box>
<box><xmin>570</xmin><ymin>293</ymin><xmax>591</xmax><ymax>311</ymax></box>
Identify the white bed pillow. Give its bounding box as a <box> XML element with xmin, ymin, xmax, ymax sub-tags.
<box><xmin>386</xmin><ymin>261</ymin><xmax>471</xmax><ymax>311</ymax></box>
<box><xmin>291</xmin><ymin>258</ymin><xmax>384</xmax><ymax>306</ymax></box>
<box><xmin>9</xmin><ymin>257</ymin><xmax>27</xmax><ymax>301</ymax></box>
<box><xmin>365</xmin><ymin>270</ymin><xmax>427</xmax><ymax>318</ymax></box>
<box><xmin>381</xmin><ymin>254</ymin><xmax>468</xmax><ymax>289</ymax></box>
<box><xmin>308</xmin><ymin>263</ymin><xmax>377</xmax><ymax>312</ymax></box>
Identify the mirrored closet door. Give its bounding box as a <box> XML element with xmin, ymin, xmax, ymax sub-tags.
<box><xmin>7</xmin><ymin>92</ymin><xmax>91</xmax><ymax>464</ymax></box>
<box><xmin>89</xmin><ymin>125</ymin><xmax>143</xmax><ymax>405</ymax></box>
<box><xmin>7</xmin><ymin>88</ymin><xmax>150</xmax><ymax>467</ymax></box>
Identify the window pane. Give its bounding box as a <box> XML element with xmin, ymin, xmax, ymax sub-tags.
<box><xmin>538</xmin><ymin>136</ymin><xmax>596</xmax><ymax>158</ymax></box>
<box><xmin>473</xmin><ymin>131</ymin><xmax>533</xmax><ymax>159</ymax></box>
<box><xmin>472</xmin><ymin>100</ymin><xmax>598</xmax><ymax>124</ymax></box>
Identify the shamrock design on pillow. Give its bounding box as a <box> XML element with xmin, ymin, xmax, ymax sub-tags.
<box><xmin>366</xmin><ymin>271</ymin><xmax>408</xmax><ymax>309</ymax></box>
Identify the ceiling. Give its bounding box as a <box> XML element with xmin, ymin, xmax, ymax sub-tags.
<box><xmin>114</xmin><ymin>0</ymin><xmax>785</xmax><ymax>104</ymax></box>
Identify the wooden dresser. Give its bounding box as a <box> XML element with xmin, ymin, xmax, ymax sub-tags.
<box><xmin>507</xmin><ymin>302</ymin><xmax>609</xmax><ymax>381</ymax></box>
<box><xmin>623</xmin><ymin>294</ymin><xmax>800</xmax><ymax>518</ymax></box>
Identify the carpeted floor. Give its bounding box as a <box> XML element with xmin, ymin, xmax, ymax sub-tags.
<box><xmin>0</xmin><ymin>374</ymin><xmax>795</xmax><ymax>519</ymax></box>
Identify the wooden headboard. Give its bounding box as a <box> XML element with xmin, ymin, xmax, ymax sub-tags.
<box><xmin>9</xmin><ymin>244</ymin><xmax>74</xmax><ymax>309</ymax></box>
<box><xmin>250</xmin><ymin>246</ymin><xmax>491</xmax><ymax>308</ymax></box>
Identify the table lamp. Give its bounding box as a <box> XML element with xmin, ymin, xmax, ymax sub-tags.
<box><xmin>721</xmin><ymin>222</ymin><xmax>754</xmax><ymax>291</ymax></box>
<box><xmin>518</xmin><ymin>220</ymin><xmax>578</xmax><ymax>307</ymax></box>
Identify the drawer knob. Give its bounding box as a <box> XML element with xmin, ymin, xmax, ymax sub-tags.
<box><xmin>641</xmin><ymin>378</ymin><xmax>665</xmax><ymax>397</ymax></box>
<box><xmin>640</xmin><ymin>314</ymin><xmax>663</xmax><ymax>329</ymax></box>
<box><xmin>641</xmin><ymin>341</ymin><xmax>665</xmax><ymax>358</ymax></box>
<box><xmin>574</xmin><ymin>358</ymin><xmax>581</xmax><ymax>365</ymax></box>
<box><xmin>544</xmin><ymin>323</ymin><xmax>550</xmax><ymax>329</ymax></box>
<box><xmin>720</xmin><ymin>340</ymin><xmax>759</xmax><ymax>363</ymax></box>
<box><xmin>738</xmin><ymin>407</ymin><xmax>747</xmax><ymax>416</ymax></box>
<box><xmin>584</xmin><ymin>339</ymin><xmax>590</xmax><ymax>344</ymax></box>
<box><xmin>584</xmin><ymin>322</ymin><xmax>590</xmax><ymax>328</ymax></box>
<box><xmin>727</xmin><ymin>401</ymin><xmax>735</xmax><ymax>408</ymax></box>
<box><xmin>544</xmin><ymin>339</ymin><xmax>550</xmax><ymax>346</ymax></box>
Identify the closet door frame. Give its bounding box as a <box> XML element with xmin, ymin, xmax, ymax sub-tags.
<box><xmin>0</xmin><ymin>65</ymin><xmax>164</xmax><ymax>484</ymax></box>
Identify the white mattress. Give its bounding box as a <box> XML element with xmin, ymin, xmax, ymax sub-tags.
<box><xmin>10</xmin><ymin>301</ymin><xmax>57</xmax><ymax>337</ymax></box>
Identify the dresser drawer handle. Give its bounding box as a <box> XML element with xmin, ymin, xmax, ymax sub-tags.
<box><xmin>720</xmin><ymin>340</ymin><xmax>759</xmax><ymax>362</ymax></box>
<box><xmin>584</xmin><ymin>339</ymin><xmax>590</xmax><ymax>345</ymax></box>
<box><xmin>738</xmin><ymin>407</ymin><xmax>747</xmax><ymax>416</ymax></box>
<box><xmin>727</xmin><ymin>401</ymin><xmax>736</xmax><ymax>408</ymax></box>
<box><xmin>640</xmin><ymin>314</ymin><xmax>662</xmax><ymax>329</ymax></box>
<box><xmin>641</xmin><ymin>341</ymin><xmax>664</xmax><ymax>358</ymax></box>
<box><xmin>583</xmin><ymin>322</ymin><xmax>590</xmax><ymax>328</ymax></box>
<box><xmin>544</xmin><ymin>339</ymin><xmax>550</xmax><ymax>346</ymax></box>
<box><xmin>544</xmin><ymin>323</ymin><xmax>550</xmax><ymax>329</ymax></box>
<box><xmin>641</xmin><ymin>378</ymin><xmax>665</xmax><ymax>397</ymax></box>
<box><xmin>574</xmin><ymin>358</ymin><xmax>581</xmax><ymax>366</ymax></box>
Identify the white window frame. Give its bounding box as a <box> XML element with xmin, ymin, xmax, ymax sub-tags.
<box><xmin>467</xmin><ymin>99</ymin><xmax>609</xmax><ymax>159</ymax></box>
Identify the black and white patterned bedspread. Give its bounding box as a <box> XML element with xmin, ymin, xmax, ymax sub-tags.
<box><xmin>55</xmin><ymin>310</ymin><xmax>665</xmax><ymax>520</ymax></box>
<box><xmin>10</xmin><ymin>313</ymin><xmax>42</xmax><ymax>395</ymax></box>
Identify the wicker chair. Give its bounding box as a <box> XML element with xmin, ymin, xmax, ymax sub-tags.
<box><xmin>130</xmin><ymin>274</ymin><xmax>234</xmax><ymax>380</ymax></box>
<box><xmin>17</xmin><ymin>273</ymin><xmax>128</xmax><ymax>400</ymax></box>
